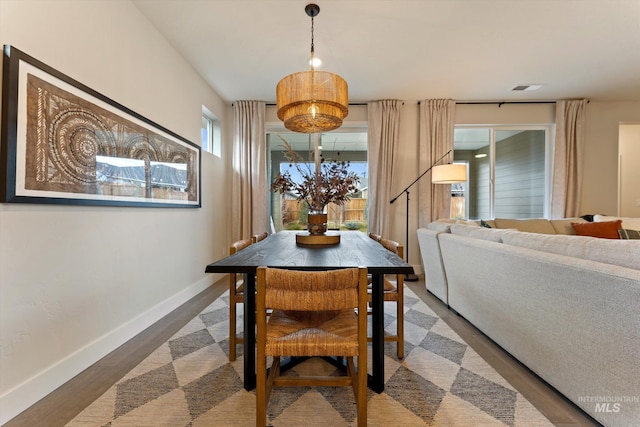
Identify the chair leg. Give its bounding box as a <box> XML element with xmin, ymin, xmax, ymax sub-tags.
<box><xmin>256</xmin><ymin>348</ymin><xmax>267</xmax><ymax>427</ymax></box>
<box><xmin>357</xmin><ymin>355</ymin><xmax>367</xmax><ymax>427</ymax></box>
<box><xmin>346</xmin><ymin>357</ymin><xmax>356</xmax><ymax>396</ymax></box>
<box><xmin>267</xmin><ymin>357</ymin><xmax>279</xmax><ymax>403</ymax></box>
<box><xmin>229</xmin><ymin>294</ymin><xmax>236</xmax><ymax>362</ymax></box>
<box><xmin>397</xmin><ymin>296</ymin><xmax>404</xmax><ymax>359</ymax></box>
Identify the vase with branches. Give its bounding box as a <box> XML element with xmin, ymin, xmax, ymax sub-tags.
<box><xmin>271</xmin><ymin>137</ymin><xmax>360</xmax><ymax>234</ymax></box>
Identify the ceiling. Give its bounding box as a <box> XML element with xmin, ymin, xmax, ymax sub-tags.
<box><xmin>132</xmin><ymin>0</ymin><xmax>640</xmax><ymax>105</ymax></box>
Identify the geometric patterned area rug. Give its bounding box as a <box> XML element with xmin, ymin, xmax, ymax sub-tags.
<box><xmin>66</xmin><ymin>288</ymin><xmax>553</xmax><ymax>426</ymax></box>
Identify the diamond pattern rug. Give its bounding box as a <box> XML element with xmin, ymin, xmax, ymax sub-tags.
<box><xmin>66</xmin><ymin>288</ymin><xmax>553</xmax><ymax>426</ymax></box>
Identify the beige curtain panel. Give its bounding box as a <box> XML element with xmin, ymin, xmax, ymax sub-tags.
<box><xmin>418</xmin><ymin>99</ymin><xmax>456</xmax><ymax>227</ymax></box>
<box><xmin>367</xmin><ymin>99</ymin><xmax>403</xmax><ymax>237</ymax></box>
<box><xmin>232</xmin><ymin>100</ymin><xmax>267</xmax><ymax>241</ymax></box>
<box><xmin>552</xmin><ymin>99</ymin><xmax>588</xmax><ymax>218</ymax></box>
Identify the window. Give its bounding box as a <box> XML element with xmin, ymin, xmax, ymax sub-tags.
<box><xmin>201</xmin><ymin>107</ymin><xmax>221</xmax><ymax>157</ymax></box>
<box><xmin>454</xmin><ymin>126</ymin><xmax>552</xmax><ymax>220</ymax></box>
<box><xmin>268</xmin><ymin>131</ymin><xmax>368</xmax><ymax>232</ymax></box>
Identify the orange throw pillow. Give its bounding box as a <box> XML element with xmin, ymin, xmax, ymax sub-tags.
<box><xmin>571</xmin><ymin>220</ymin><xmax>622</xmax><ymax>239</ymax></box>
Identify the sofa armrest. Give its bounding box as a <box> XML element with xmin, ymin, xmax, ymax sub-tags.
<box><xmin>417</xmin><ymin>228</ymin><xmax>449</xmax><ymax>304</ymax></box>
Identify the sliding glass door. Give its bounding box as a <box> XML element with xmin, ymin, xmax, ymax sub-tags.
<box><xmin>494</xmin><ymin>129</ymin><xmax>546</xmax><ymax>218</ymax></box>
<box><xmin>454</xmin><ymin>126</ymin><xmax>551</xmax><ymax>220</ymax></box>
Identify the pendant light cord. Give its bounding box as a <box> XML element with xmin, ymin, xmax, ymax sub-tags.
<box><xmin>310</xmin><ymin>13</ymin><xmax>315</xmax><ymax>69</ymax></box>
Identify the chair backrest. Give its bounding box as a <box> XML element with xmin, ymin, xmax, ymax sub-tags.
<box><xmin>257</xmin><ymin>267</ymin><xmax>367</xmax><ymax>312</ymax></box>
<box><xmin>379</xmin><ymin>238</ymin><xmax>403</xmax><ymax>259</ymax></box>
<box><xmin>252</xmin><ymin>232</ymin><xmax>269</xmax><ymax>244</ymax></box>
<box><xmin>379</xmin><ymin>239</ymin><xmax>404</xmax><ymax>292</ymax></box>
<box><xmin>230</xmin><ymin>238</ymin><xmax>253</xmax><ymax>293</ymax></box>
<box><xmin>230</xmin><ymin>238</ymin><xmax>253</xmax><ymax>255</ymax></box>
<box><xmin>368</xmin><ymin>232</ymin><xmax>382</xmax><ymax>242</ymax></box>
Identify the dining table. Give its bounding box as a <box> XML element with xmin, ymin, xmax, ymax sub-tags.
<box><xmin>204</xmin><ymin>230</ymin><xmax>414</xmax><ymax>393</ymax></box>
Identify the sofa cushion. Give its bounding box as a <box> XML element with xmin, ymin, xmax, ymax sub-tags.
<box><xmin>427</xmin><ymin>220</ymin><xmax>453</xmax><ymax>233</ymax></box>
<box><xmin>455</xmin><ymin>219</ymin><xmax>481</xmax><ymax>227</ymax></box>
<box><xmin>571</xmin><ymin>220</ymin><xmax>622</xmax><ymax>239</ymax></box>
<box><xmin>549</xmin><ymin>218</ymin><xmax>586</xmax><ymax>235</ymax></box>
<box><xmin>594</xmin><ymin>214</ymin><xmax>640</xmax><ymax>230</ymax></box>
<box><xmin>450</xmin><ymin>223</ymin><xmax>513</xmax><ymax>242</ymax></box>
<box><xmin>501</xmin><ymin>230</ymin><xmax>640</xmax><ymax>270</ymax></box>
<box><xmin>493</xmin><ymin>218</ymin><xmax>557</xmax><ymax>234</ymax></box>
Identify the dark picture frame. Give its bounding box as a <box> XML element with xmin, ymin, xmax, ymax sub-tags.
<box><xmin>1</xmin><ymin>45</ymin><xmax>201</xmax><ymax>207</ymax></box>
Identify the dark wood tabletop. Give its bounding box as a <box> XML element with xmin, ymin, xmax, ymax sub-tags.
<box><xmin>205</xmin><ymin>230</ymin><xmax>414</xmax><ymax>274</ymax></box>
<box><xmin>205</xmin><ymin>230</ymin><xmax>414</xmax><ymax>393</ymax></box>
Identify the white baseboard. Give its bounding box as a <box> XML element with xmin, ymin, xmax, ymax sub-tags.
<box><xmin>0</xmin><ymin>274</ymin><xmax>221</xmax><ymax>425</ymax></box>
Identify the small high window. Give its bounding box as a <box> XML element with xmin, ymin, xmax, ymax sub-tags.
<box><xmin>201</xmin><ymin>107</ymin><xmax>221</xmax><ymax>157</ymax></box>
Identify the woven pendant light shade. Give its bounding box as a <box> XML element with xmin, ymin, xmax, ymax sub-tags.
<box><xmin>276</xmin><ymin>70</ymin><xmax>348</xmax><ymax>133</ymax></box>
<box><xmin>276</xmin><ymin>4</ymin><xmax>349</xmax><ymax>134</ymax></box>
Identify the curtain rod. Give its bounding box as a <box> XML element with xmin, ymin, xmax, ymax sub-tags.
<box><xmin>455</xmin><ymin>101</ymin><xmax>556</xmax><ymax>106</ymax></box>
<box><xmin>263</xmin><ymin>101</ymin><xmax>553</xmax><ymax>107</ymax></box>
<box><xmin>263</xmin><ymin>102</ymin><xmax>368</xmax><ymax>107</ymax></box>
<box><xmin>412</xmin><ymin>100</ymin><xmax>558</xmax><ymax>108</ymax></box>
<box><xmin>246</xmin><ymin>100</ymin><xmax>589</xmax><ymax>107</ymax></box>
<box><xmin>453</xmin><ymin>100</ymin><xmax>589</xmax><ymax>107</ymax></box>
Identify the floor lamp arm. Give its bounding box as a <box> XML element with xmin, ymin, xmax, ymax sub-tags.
<box><xmin>389</xmin><ymin>149</ymin><xmax>452</xmax><ymax>282</ymax></box>
<box><xmin>389</xmin><ymin>149</ymin><xmax>452</xmax><ymax>204</ymax></box>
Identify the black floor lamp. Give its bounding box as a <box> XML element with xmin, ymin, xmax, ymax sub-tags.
<box><xmin>390</xmin><ymin>149</ymin><xmax>467</xmax><ymax>281</ymax></box>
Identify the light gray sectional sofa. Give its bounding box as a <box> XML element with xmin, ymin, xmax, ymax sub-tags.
<box><xmin>417</xmin><ymin>218</ymin><xmax>640</xmax><ymax>427</ymax></box>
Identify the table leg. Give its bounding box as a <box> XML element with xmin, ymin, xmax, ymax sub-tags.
<box><xmin>369</xmin><ymin>273</ymin><xmax>385</xmax><ymax>393</ymax></box>
<box><xmin>243</xmin><ymin>272</ymin><xmax>256</xmax><ymax>391</ymax></box>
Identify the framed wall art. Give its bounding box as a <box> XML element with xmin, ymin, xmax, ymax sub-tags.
<box><xmin>1</xmin><ymin>45</ymin><xmax>201</xmax><ymax>207</ymax></box>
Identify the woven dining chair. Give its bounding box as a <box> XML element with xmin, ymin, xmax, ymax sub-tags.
<box><xmin>256</xmin><ymin>267</ymin><xmax>368</xmax><ymax>427</ymax></box>
<box><xmin>252</xmin><ymin>231</ymin><xmax>269</xmax><ymax>244</ymax></box>
<box><xmin>228</xmin><ymin>237</ymin><xmax>253</xmax><ymax>361</ymax></box>
<box><xmin>368</xmin><ymin>238</ymin><xmax>405</xmax><ymax>359</ymax></box>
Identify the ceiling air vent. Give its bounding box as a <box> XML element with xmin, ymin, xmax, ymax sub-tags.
<box><xmin>512</xmin><ymin>84</ymin><xmax>543</xmax><ymax>91</ymax></box>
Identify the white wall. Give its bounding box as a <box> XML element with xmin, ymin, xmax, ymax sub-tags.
<box><xmin>0</xmin><ymin>0</ymin><xmax>229</xmax><ymax>423</ymax></box>
<box><xmin>619</xmin><ymin>123</ymin><xmax>640</xmax><ymax>217</ymax></box>
<box><xmin>583</xmin><ymin>102</ymin><xmax>640</xmax><ymax>216</ymax></box>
